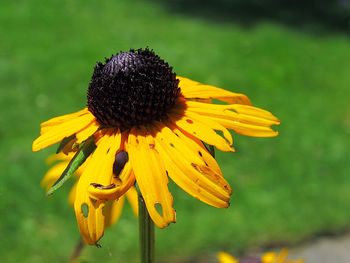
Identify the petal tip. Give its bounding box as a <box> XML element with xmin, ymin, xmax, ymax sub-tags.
<box><xmin>32</xmin><ymin>141</ymin><xmax>40</xmax><ymax>152</ymax></box>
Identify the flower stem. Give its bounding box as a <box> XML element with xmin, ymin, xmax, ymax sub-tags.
<box><xmin>69</xmin><ymin>238</ymin><xmax>84</xmax><ymax>263</ymax></box>
<box><xmin>138</xmin><ymin>192</ymin><xmax>155</xmax><ymax>263</ymax></box>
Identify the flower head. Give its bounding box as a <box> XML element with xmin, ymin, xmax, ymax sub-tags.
<box><xmin>33</xmin><ymin>48</ymin><xmax>280</xmax><ymax>244</ymax></box>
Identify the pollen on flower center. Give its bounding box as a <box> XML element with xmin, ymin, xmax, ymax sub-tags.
<box><xmin>87</xmin><ymin>48</ymin><xmax>180</xmax><ymax>130</ymax></box>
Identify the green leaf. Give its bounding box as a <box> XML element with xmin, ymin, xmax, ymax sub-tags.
<box><xmin>47</xmin><ymin>136</ymin><xmax>96</xmax><ymax>196</ymax></box>
<box><xmin>56</xmin><ymin>134</ymin><xmax>76</xmax><ymax>154</ymax></box>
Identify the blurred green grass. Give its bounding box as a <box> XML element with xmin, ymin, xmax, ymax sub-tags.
<box><xmin>1</xmin><ymin>0</ymin><xmax>350</xmax><ymax>262</ymax></box>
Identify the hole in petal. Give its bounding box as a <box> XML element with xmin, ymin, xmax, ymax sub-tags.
<box><xmin>170</xmin><ymin>143</ymin><xmax>175</xmax><ymax>148</ymax></box>
<box><xmin>81</xmin><ymin>203</ymin><xmax>89</xmax><ymax>218</ymax></box>
<box><xmin>198</xmin><ymin>151</ymin><xmax>203</xmax><ymax>157</ymax></box>
<box><xmin>154</xmin><ymin>203</ymin><xmax>163</xmax><ymax>216</ymax></box>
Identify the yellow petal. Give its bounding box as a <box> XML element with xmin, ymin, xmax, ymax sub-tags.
<box><xmin>275</xmin><ymin>248</ymin><xmax>289</xmax><ymax>263</ymax></box>
<box><xmin>74</xmin><ymin>131</ymin><xmax>121</xmax><ymax>244</ymax></box>
<box><xmin>41</xmin><ymin>162</ymin><xmax>69</xmax><ymax>190</ymax></box>
<box><xmin>117</xmin><ymin>163</ymin><xmax>136</xmax><ymax>198</ymax></box>
<box><xmin>170</xmin><ymin>111</ymin><xmax>233</xmax><ymax>152</ymax></box>
<box><xmin>40</xmin><ymin>108</ymin><xmax>90</xmax><ymax>130</ymax></box>
<box><xmin>168</xmin><ymin>124</ymin><xmax>222</xmax><ymax>176</ymax></box>
<box><xmin>68</xmin><ymin>182</ymin><xmax>78</xmax><ymax>206</ymax></box>
<box><xmin>76</xmin><ymin>120</ymin><xmax>99</xmax><ymax>143</ymax></box>
<box><xmin>187</xmin><ymin>101</ymin><xmax>279</xmax><ymax>127</ymax></box>
<box><xmin>184</xmin><ymin>110</ymin><xmax>233</xmax><ymax>145</ymax></box>
<box><xmin>33</xmin><ymin>111</ymin><xmax>95</xmax><ymax>152</ymax></box>
<box><xmin>261</xmin><ymin>252</ymin><xmax>278</xmax><ymax>263</ymax></box>
<box><xmin>156</xmin><ymin>122</ymin><xmax>231</xmax><ymax>194</ymax></box>
<box><xmin>88</xmin><ymin>182</ymin><xmax>121</xmax><ymax>201</ymax></box>
<box><xmin>153</xmin><ymin>122</ymin><xmax>205</xmax><ymax>165</ymax></box>
<box><xmin>45</xmin><ymin>153</ymin><xmax>71</xmax><ymax>165</ymax></box>
<box><xmin>126</xmin><ymin>187</ymin><xmax>139</xmax><ymax>217</ymax></box>
<box><xmin>186</xmin><ymin>101</ymin><xmax>279</xmax><ymax>137</ymax></box>
<box><xmin>104</xmin><ymin>197</ymin><xmax>125</xmax><ymax>228</ymax></box>
<box><xmin>211</xmin><ymin>117</ymin><xmax>279</xmax><ymax>137</ymax></box>
<box><xmin>85</xmin><ymin>131</ymin><xmax>122</xmax><ymax>201</ymax></box>
<box><xmin>87</xmin><ymin>161</ymin><xmax>135</xmax><ymax>201</ymax></box>
<box><xmin>128</xmin><ymin>128</ymin><xmax>176</xmax><ymax>228</ymax></box>
<box><xmin>217</xmin><ymin>252</ymin><xmax>239</xmax><ymax>263</ymax></box>
<box><xmin>154</xmin><ymin>124</ymin><xmax>231</xmax><ymax>208</ymax></box>
<box><xmin>178</xmin><ymin>76</ymin><xmax>251</xmax><ymax>105</ymax></box>
<box><xmin>230</xmin><ymin>104</ymin><xmax>280</xmax><ymax>123</ymax></box>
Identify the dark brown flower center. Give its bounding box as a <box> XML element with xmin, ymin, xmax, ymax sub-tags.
<box><xmin>87</xmin><ymin>48</ymin><xmax>180</xmax><ymax>130</ymax></box>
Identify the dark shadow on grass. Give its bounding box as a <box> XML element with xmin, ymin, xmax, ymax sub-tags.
<box><xmin>152</xmin><ymin>0</ymin><xmax>350</xmax><ymax>35</ymax></box>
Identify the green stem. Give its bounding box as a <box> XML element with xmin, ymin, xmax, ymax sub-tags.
<box><xmin>138</xmin><ymin>192</ymin><xmax>155</xmax><ymax>263</ymax></box>
<box><xmin>69</xmin><ymin>238</ymin><xmax>84</xmax><ymax>263</ymax></box>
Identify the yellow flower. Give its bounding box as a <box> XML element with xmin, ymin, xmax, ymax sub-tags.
<box><xmin>217</xmin><ymin>249</ymin><xmax>304</xmax><ymax>263</ymax></box>
<box><xmin>261</xmin><ymin>249</ymin><xmax>304</xmax><ymax>263</ymax></box>
<box><xmin>33</xmin><ymin>48</ymin><xmax>279</xmax><ymax>244</ymax></box>
<box><xmin>217</xmin><ymin>252</ymin><xmax>239</xmax><ymax>263</ymax></box>
<box><xmin>41</xmin><ymin>153</ymin><xmax>138</xmax><ymax>228</ymax></box>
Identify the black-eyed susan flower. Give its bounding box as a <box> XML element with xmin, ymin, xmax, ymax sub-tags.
<box><xmin>33</xmin><ymin>48</ymin><xmax>279</xmax><ymax>244</ymax></box>
<box><xmin>217</xmin><ymin>249</ymin><xmax>303</xmax><ymax>263</ymax></box>
<box><xmin>261</xmin><ymin>249</ymin><xmax>303</xmax><ymax>263</ymax></box>
<box><xmin>217</xmin><ymin>252</ymin><xmax>239</xmax><ymax>263</ymax></box>
<box><xmin>41</xmin><ymin>153</ymin><xmax>138</xmax><ymax>229</ymax></box>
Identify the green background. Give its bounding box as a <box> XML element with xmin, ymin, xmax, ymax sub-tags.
<box><xmin>1</xmin><ymin>0</ymin><xmax>349</xmax><ymax>262</ymax></box>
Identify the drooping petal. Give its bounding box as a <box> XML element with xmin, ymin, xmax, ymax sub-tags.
<box><xmin>33</xmin><ymin>110</ymin><xmax>96</xmax><ymax>152</ymax></box>
<box><xmin>102</xmin><ymin>186</ymin><xmax>139</xmax><ymax>227</ymax></box>
<box><xmin>183</xmin><ymin>110</ymin><xmax>233</xmax><ymax>146</ymax></box>
<box><xmin>166</xmin><ymin>123</ymin><xmax>230</xmax><ymax>189</ymax></box>
<box><xmin>153</xmin><ymin>123</ymin><xmax>231</xmax><ymax>208</ymax></box>
<box><xmin>125</xmin><ymin>187</ymin><xmax>139</xmax><ymax>216</ymax></box>
<box><xmin>186</xmin><ymin>101</ymin><xmax>279</xmax><ymax>126</ymax></box>
<box><xmin>87</xmin><ymin>161</ymin><xmax>135</xmax><ymax>201</ymax></box>
<box><xmin>178</xmin><ymin>76</ymin><xmax>251</xmax><ymax>105</ymax></box>
<box><xmin>104</xmin><ymin>197</ymin><xmax>125</xmax><ymax>228</ymax></box>
<box><xmin>168</xmin><ymin>124</ymin><xmax>222</xmax><ymax>176</ymax></box>
<box><xmin>127</xmin><ymin>128</ymin><xmax>176</xmax><ymax>228</ymax></box>
<box><xmin>74</xmin><ymin>130</ymin><xmax>121</xmax><ymax>244</ymax></box>
<box><xmin>230</xmin><ymin>104</ymin><xmax>280</xmax><ymax>122</ymax></box>
<box><xmin>169</xmin><ymin>111</ymin><xmax>234</xmax><ymax>152</ymax></box>
<box><xmin>186</xmin><ymin>101</ymin><xmax>280</xmax><ymax>137</ymax></box>
<box><xmin>207</xmin><ymin>117</ymin><xmax>278</xmax><ymax>137</ymax></box>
